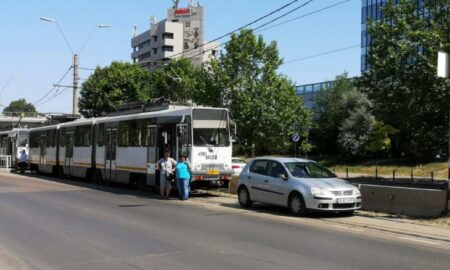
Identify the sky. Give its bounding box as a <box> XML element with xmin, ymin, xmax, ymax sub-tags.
<box><xmin>0</xmin><ymin>0</ymin><xmax>362</xmax><ymax>113</ymax></box>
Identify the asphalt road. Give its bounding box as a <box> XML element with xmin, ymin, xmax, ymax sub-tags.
<box><xmin>0</xmin><ymin>173</ymin><xmax>449</xmax><ymax>270</ymax></box>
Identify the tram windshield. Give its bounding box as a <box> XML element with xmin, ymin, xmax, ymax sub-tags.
<box><xmin>193</xmin><ymin>128</ymin><xmax>230</xmax><ymax>147</ymax></box>
<box><xmin>18</xmin><ymin>134</ymin><xmax>28</xmax><ymax>147</ymax></box>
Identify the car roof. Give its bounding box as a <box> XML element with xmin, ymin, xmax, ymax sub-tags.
<box><xmin>248</xmin><ymin>156</ymin><xmax>312</xmax><ymax>163</ymax></box>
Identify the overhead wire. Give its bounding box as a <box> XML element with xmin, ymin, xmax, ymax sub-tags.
<box><xmin>166</xmin><ymin>0</ymin><xmax>303</xmax><ymax>60</ymax></box>
<box><xmin>283</xmin><ymin>44</ymin><xmax>360</xmax><ymax>64</ymax></box>
<box><xmin>33</xmin><ymin>66</ymin><xmax>72</xmax><ymax>106</ymax></box>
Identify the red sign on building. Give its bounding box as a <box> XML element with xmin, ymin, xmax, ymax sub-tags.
<box><xmin>175</xmin><ymin>8</ymin><xmax>191</xmax><ymax>16</ymax></box>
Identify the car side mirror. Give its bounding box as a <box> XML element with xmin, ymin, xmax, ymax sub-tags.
<box><xmin>278</xmin><ymin>173</ymin><xmax>288</xmax><ymax>180</ymax></box>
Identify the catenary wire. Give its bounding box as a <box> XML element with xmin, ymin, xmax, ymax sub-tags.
<box><xmin>283</xmin><ymin>44</ymin><xmax>360</xmax><ymax>64</ymax></box>
<box><xmin>33</xmin><ymin>66</ymin><xmax>72</xmax><ymax>106</ymax></box>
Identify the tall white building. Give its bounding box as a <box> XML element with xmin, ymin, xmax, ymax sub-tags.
<box><xmin>131</xmin><ymin>1</ymin><xmax>218</xmax><ymax>70</ymax></box>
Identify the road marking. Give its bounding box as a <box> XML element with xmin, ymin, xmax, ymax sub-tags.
<box><xmin>398</xmin><ymin>236</ymin><xmax>442</xmax><ymax>246</ymax></box>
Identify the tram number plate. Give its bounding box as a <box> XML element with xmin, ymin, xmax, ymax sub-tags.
<box><xmin>207</xmin><ymin>169</ymin><xmax>220</xmax><ymax>175</ymax></box>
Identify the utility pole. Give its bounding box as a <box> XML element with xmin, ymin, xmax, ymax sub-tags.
<box><xmin>40</xmin><ymin>17</ymin><xmax>109</xmax><ymax>115</ymax></box>
<box><xmin>73</xmin><ymin>54</ymin><xmax>79</xmax><ymax>115</ymax></box>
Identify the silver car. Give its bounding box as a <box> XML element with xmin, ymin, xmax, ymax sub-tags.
<box><xmin>237</xmin><ymin>157</ymin><xmax>362</xmax><ymax>216</ymax></box>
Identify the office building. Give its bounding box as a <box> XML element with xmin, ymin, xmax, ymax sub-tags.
<box><xmin>131</xmin><ymin>0</ymin><xmax>218</xmax><ymax>70</ymax></box>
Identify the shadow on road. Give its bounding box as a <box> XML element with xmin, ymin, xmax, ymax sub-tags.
<box><xmin>13</xmin><ymin>171</ymin><xmax>356</xmax><ymax>219</ymax></box>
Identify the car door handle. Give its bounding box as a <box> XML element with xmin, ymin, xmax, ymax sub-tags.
<box><xmin>248</xmin><ymin>176</ymin><xmax>251</xmax><ymax>179</ymax></box>
<box><xmin>264</xmin><ymin>180</ymin><xmax>269</xmax><ymax>183</ymax></box>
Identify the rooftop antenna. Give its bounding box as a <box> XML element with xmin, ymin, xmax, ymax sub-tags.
<box><xmin>150</xmin><ymin>15</ymin><xmax>157</xmax><ymax>26</ymax></box>
<box><xmin>132</xmin><ymin>25</ymin><xmax>138</xmax><ymax>38</ymax></box>
<box><xmin>173</xmin><ymin>0</ymin><xmax>180</xmax><ymax>8</ymax></box>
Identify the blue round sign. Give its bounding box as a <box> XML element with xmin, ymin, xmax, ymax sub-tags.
<box><xmin>292</xmin><ymin>133</ymin><xmax>300</xmax><ymax>142</ymax></box>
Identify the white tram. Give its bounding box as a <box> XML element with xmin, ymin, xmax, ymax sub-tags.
<box><xmin>0</xmin><ymin>128</ymin><xmax>30</xmax><ymax>166</ymax></box>
<box><xmin>28</xmin><ymin>105</ymin><xmax>233</xmax><ymax>189</ymax></box>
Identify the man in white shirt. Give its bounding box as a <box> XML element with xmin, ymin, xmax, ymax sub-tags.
<box><xmin>18</xmin><ymin>150</ymin><xmax>28</xmax><ymax>173</ymax></box>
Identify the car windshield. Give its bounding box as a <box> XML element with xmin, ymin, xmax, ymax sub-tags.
<box><xmin>232</xmin><ymin>159</ymin><xmax>246</xmax><ymax>164</ymax></box>
<box><xmin>284</xmin><ymin>162</ymin><xmax>335</xmax><ymax>178</ymax></box>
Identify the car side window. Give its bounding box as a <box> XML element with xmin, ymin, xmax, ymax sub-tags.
<box><xmin>269</xmin><ymin>161</ymin><xmax>287</xmax><ymax>179</ymax></box>
<box><xmin>249</xmin><ymin>160</ymin><xmax>268</xmax><ymax>175</ymax></box>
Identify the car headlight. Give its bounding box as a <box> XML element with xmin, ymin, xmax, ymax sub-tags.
<box><xmin>311</xmin><ymin>187</ymin><xmax>331</xmax><ymax>197</ymax></box>
<box><xmin>195</xmin><ymin>164</ymin><xmax>202</xmax><ymax>170</ymax></box>
<box><xmin>353</xmin><ymin>187</ymin><xmax>361</xmax><ymax>197</ymax></box>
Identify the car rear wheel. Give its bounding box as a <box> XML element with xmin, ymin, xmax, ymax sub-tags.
<box><xmin>289</xmin><ymin>192</ymin><xmax>306</xmax><ymax>217</ymax></box>
<box><xmin>238</xmin><ymin>186</ymin><xmax>252</xmax><ymax>208</ymax></box>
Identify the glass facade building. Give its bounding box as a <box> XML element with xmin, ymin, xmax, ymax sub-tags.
<box><xmin>361</xmin><ymin>0</ymin><xmax>427</xmax><ymax>72</ymax></box>
<box><xmin>296</xmin><ymin>78</ymin><xmax>355</xmax><ymax>109</ymax></box>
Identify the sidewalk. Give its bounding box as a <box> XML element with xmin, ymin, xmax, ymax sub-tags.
<box><xmin>194</xmin><ymin>190</ymin><xmax>450</xmax><ymax>243</ymax></box>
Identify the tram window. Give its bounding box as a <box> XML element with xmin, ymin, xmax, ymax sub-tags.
<box><xmin>146</xmin><ymin>126</ymin><xmax>156</xmax><ymax>147</ymax></box>
<box><xmin>59</xmin><ymin>129</ymin><xmax>66</xmax><ymax>147</ymax></box>
<box><xmin>119</xmin><ymin>121</ymin><xmax>130</xmax><ymax>147</ymax></box>
<box><xmin>129</xmin><ymin>120</ymin><xmax>142</xmax><ymax>147</ymax></box>
<box><xmin>75</xmin><ymin>126</ymin><xmax>91</xmax><ymax>147</ymax></box>
<box><xmin>30</xmin><ymin>132</ymin><xmax>39</xmax><ymax>147</ymax></box>
<box><xmin>98</xmin><ymin>124</ymin><xmax>105</xmax><ymax>147</ymax></box>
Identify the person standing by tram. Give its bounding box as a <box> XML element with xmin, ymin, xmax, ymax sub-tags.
<box><xmin>175</xmin><ymin>154</ymin><xmax>192</xmax><ymax>200</ymax></box>
<box><xmin>156</xmin><ymin>151</ymin><xmax>177</xmax><ymax>199</ymax></box>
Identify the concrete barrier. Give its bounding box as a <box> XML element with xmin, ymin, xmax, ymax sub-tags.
<box><xmin>359</xmin><ymin>184</ymin><xmax>447</xmax><ymax>218</ymax></box>
<box><xmin>229</xmin><ymin>175</ymin><xmax>239</xmax><ymax>194</ymax></box>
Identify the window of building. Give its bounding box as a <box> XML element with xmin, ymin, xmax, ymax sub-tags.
<box><xmin>153</xmin><ymin>48</ymin><xmax>158</xmax><ymax>54</ymax></box>
<box><xmin>185</xmin><ymin>21</ymin><xmax>191</xmax><ymax>27</ymax></box>
<box><xmin>162</xmin><ymin>45</ymin><xmax>174</xmax><ymax>52</ymax></box>
<box><xmin>162</xmin><ymin>32</ymin><xmax>174</xmax><ymax>39</ymax></box>
<box><xmin>152</xmin><ymin>35</ymin><xmax>158</xmax><ymax>42</ymax></box>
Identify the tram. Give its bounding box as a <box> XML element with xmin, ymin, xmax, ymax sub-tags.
<box><xmin>28</xmin><ymin>104</ymin><xmax>233</xmax><ymax>189</ymax></box>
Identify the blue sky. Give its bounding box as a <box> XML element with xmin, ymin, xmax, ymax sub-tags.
<box><xmin>0</xmin><ymin>0</ymin><xmax>361</xmax><ymax>113</ymax></box>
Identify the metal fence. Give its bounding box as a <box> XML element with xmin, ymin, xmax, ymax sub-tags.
<box><xmin>0</xmin><ymin>155</ymin><xmax>12</xmax><ymax>169</ymax></box>
<box><xmin>335</xmin><ymin>168</ymin><xmax>449</xmax><ymax>190</ymax></box>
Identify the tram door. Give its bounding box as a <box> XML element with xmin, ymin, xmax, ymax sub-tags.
<box><xmin>146</xmin><ymin>126</ymin><xmax>157</xmax><ymax>186</ymax></box>
<box><xmin>105</xmin><ymin>128</ymin><xmax>117</xmax><ymax>182</ymax></box>
<box><xmin>65</xmin><ymin>132</ymin><xmax>74</xmax><ymax>176</ymax></box>
<box><xmin>176</xmin><ymin>123</ymin><xmax>189</xmax><ymax>159</ymax></box>
<box><xmin>39</xmin><ymin>135</ymin><xmax>47</xmax><ymax>170</ymax></box>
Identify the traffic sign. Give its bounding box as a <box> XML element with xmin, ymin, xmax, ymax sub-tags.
<box><xmin>292</xmin><ymin>133</ymin><xmax>300</xmax><ymax>142</ymax></box>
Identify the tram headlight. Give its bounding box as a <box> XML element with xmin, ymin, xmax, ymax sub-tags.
<box><xmin>195</xmin><ymin>164</ymin><xmax>202</xmax><ymax>171</ymax></box>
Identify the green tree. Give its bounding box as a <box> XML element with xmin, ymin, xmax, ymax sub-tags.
<box><xmin>150</xmin><ymin>58</ymin><xmax>222</xmax><ymax>106</ymax></box>
<box><xmin>211</xmin><ymin>30</ymin><xmax>312</xmax><ymax>155</ymax></box>
<box><xmin>3</xmin><ymin>99</ymin><xmax>37</xmax><ymax>114</ymax></box>
<box><xmin>79</xmin><ymin>62</ymin><xmax>154</xmax><ymax>117</ymax></box>
<box><xmin>337</xmin><ymin>90</ymin><xmax>375</xmax><ymax>157</ymax></box>
<box><xmin>312</xmin><ymin>74</ymin><xmax>361</xmax><ymax>155</ymax></box>
<box><xmin>358</xmin><ymin>0</ymin><xmax>450</xmax><ymax>158</ymax></box>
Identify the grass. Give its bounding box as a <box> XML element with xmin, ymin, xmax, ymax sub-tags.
<box><xmin>319</xmin><ymin>159</ymin><xmax>449</xmax><ymax>180</ymax></box>
<box><xmin>236</xmin><ymin>155</ymin><xmax>449</xmax><ymax>180</ymax></box>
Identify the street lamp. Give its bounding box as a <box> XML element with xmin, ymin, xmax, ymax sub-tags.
<box><xmin>40</xmin><ymin>17</ymin><xmax>109</xmax><ymax>114</ymax></box>
<box><xmin>0</xmin><ymin>76</ymin><xmax>18</xmax><ymax>107</ymax></box>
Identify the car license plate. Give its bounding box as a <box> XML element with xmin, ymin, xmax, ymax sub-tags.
<box><xmin>207</xmin><ymin>169</ymin><xmax>220</xmax><ymax>175</ymax></box>
<box><xmin>337</xmin><ymin>198</ymin><xmax>355</xmax><ymax>204</ymax></box>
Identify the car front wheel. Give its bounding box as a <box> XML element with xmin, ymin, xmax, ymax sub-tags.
<box><xmin>289</xmin><ymin>192</ymin><xmax>306</xmax><ymax>217</ymax></box>
<box><xmin>238</xmin><ymin>186</ymin><xmax>252</xmax><ymax>208</ymax></box>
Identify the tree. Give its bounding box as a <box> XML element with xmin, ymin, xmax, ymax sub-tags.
<box><xmin>337</xmin><ymin>90</ymin><xmax>375</xmax><ymax>157</ymax></box>
<box><xmin>358</xmin><ymin>0</ymin><xmax>450</xmax><ymax>158</ymax></box>
<box><xmin>150</xmin><ymin>58</ymin><xmax>222</xmax><ymax>106</ymax></box>
<box><xmin>211</xmin><ymin>30</ymin><xmax>312</xmax><ymax>155</ymax></box>
<box><xmin>312</xmin><ymin>74</ymin><xmax>357</xmax><ymax>155</ymax></box>
<box><xmin>3</xmin><ymin>99</ymin><xmax>37</xmax><ymax>114</ymax></box>
<box><xmin>79</xmin><ymin>62</ymin><xmax>154</xmax><ymax>117</ymax></box>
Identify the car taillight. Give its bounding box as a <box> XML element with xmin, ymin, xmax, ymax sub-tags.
<box><xmin>220</xmin><ymin>175</ymin><xmax>231</xmax><ymax>180</ymax></box>
<box><xmin>194</xmin><ymin>176</ymin><xmax>204</xmax><ymax>181</ymax></box>
<box><xmin>232</xmin><ymin>165</ymin><xmax>240</xmax><ymax>169</ymax></box>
